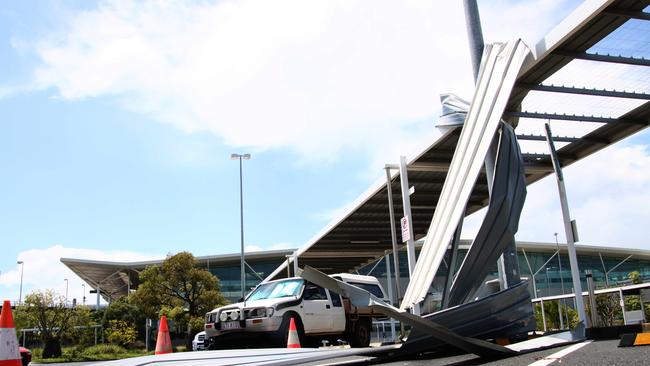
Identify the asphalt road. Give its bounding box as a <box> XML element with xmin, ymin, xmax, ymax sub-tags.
<box><xmin>348</xmin><ymin>339</ymin><xmax>650</xmax><ymax>366</ymax></box>
<box><xmin>28</xmin><ymin>340</ymin><xmax>650</xmax><ymax>366</ymax></box>
<box><xmin>31</xmin><ymin>363</ymin><xmax>97</xmax><ymax>366</ymax></box>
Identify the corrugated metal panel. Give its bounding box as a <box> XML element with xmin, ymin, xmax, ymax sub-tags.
<box><xmin>400</xmin><ymin>40</ymin><xmax>531</xmax><ymax>310</ymax></box>
<box><xmin>447</xmin><ymin>123</ymin><xmax>527</xmax><ymax>306</ymax></box>
<box><xmin>300</xmin><ymin>266</ymin><xmax>516</xmax><ymax>358</ymax></box>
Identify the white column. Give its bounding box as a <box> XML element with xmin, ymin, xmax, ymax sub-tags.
<box><xmin>399</xmin><ymin>156</ymin><xmax>420</xmax><ymax>315</ymax></box>
<box><xmin>544</xmin><ymin>123</ymin><xmax>586</xmax><ymax>329</ymax></box>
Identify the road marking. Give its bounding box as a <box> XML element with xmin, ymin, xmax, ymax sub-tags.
<box><xmin>528</xmin><ymin>340</ymin><xmax>592</xmax><ymax>366</ymax></box>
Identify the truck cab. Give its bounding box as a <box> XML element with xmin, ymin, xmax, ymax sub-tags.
<box><xmin>204</xmin><ymin>274</ymin><xmax>386</xmax><ymax>348</ymax></box>
<box><xmin>205</xmin><ymin>277</ymin><xmax>345</xmax><ymax>348</ymax></box>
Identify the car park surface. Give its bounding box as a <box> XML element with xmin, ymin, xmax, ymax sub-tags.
<box><xmin>338</xmin><ymin>339</ymin><xmax>650</xmax><ymax>366</ymax></box>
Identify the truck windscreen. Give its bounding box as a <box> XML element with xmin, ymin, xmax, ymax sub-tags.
<box><xmin>247</xmin><ymin>279</ymin><xmax>304</xmax><ymax>301</ymax></box>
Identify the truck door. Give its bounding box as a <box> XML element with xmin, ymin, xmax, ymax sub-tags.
<box><xmin>326</xmin><ymin>290</ymin><xmax>346</xmax><ymax>332</ymax></box>
<box><xmin>302</xmin><ymin>282</ymin><xmax>331</xmax><ymax>333</ymax></box>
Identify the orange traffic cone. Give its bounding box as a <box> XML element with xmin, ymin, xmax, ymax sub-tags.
<box><xmin>154</xmin><ymin>315</ymin><xmax>173</xmax><ymax>355</ymax></box>
<box><xmin>286</xmin><ymin>317</ymin><xmax>301</xmax><ymax>348</ymax></box>
<box><xmin>0</xmin><ymin>300</ymin><xmax>22</xmax><ymax>366</ymax></box>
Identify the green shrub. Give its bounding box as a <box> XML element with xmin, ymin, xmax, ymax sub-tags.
<box><xmin>62</xmin><ymin>346</ymin><xmax>84</xmax><ymax>361</ymax></box>
<box><xmin>104</xmin><ymin>320</ymin><xmax>138</xmax><ymax>348</ymax></box>
<box><xmin>82</xmin><ymin>344</ymin><xmax>128</xmax><ymax>356</ymax></box>
<box><xmin>31</xmin><ymin>348</ymin><xmax>43</xmax><ymax>359</ymax></box>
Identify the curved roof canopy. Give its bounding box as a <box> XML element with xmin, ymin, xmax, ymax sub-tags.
<box><xmin>266</xmin><ymin>0</ymin><xmax>650</xmax><ymax>279</ymax></box>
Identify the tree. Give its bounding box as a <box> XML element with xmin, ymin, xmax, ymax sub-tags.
<box><xmin>21</xmin><ymin>290</ymin><xmax>77</xmax><ymax>358</ymax></box>
<box><xmin>104</xmin><ymin>296</ymin><xmax>143</xmax><ymax>325</ymax></box>
<box><xmin>595</xmin><ymin>293</ymin><xmax>622</xmax><ymax>327</ymax></box>
<box><xmin>101</xmin><ymin>296</ymin><xmax>146</xmax><ymax>342</ymax></box>
<box><xmin>534</xmin><ymin>301</ymin><xmax>580</xmax><ymax>331</ymax></box>
<box><xmin>131</xmin><ymin>252</ymin><xmax>227</xmax><ymax>348</ymax></box>
<box><xmin>628</xmin><ymin>271</ymin><xmax>642</xmax><ymax>285</ymax></box>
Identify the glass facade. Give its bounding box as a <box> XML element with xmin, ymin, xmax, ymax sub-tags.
<box><xmin>206</xmin><ymin>259</ymin><xmax>286</xmax><ymax>302</ymax></box>
<box><xmin>356</xmin><ymin>246</ymin><xmax>650</xmax><ymax>312</ymax></box>
<box><xmin>196</xmin><ymin>245</ymin><xmax>650</xmax><ymax>306</ymax></box>
<box><xmin>518</xmin><ymin>251</ymin><xmax>650</xmax><ymax>297</ymax></box>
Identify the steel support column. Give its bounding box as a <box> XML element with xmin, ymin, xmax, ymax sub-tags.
<box><xmin>540</xmin><ymin>299</ymin><xmax>547</xmax><ymax>332</ymax></box>
<box><xmin>586</xmin><ymin>270</ymin><xmax>598</xmax><ymax>327</ymax></box>
<box><xmin>619</xmin><ymin>288</ymin><xmax>627</xmax><ymax>325</ymax></box>
<box><xmin>544</xmin><ymin>122</ymin><xmax>587</xmax><ymax>329</ymax></box>
<box><xmin>463</xmin><ymin>0</ymin><xmax>484</xmax><ymax>81</ymax></box>
<box><xmin>384</xmin><ymin>252</ymin><xmax>397</xmax><ymax>341</ymax></box>
<box><xmin>522</xmin><ymin>248</ymin><xmax>537</xmax><ymax>296</ymax></box>
<box><xmin>441</xmin><ymin>220</ymin><xmax>462</xmax><ymax>309</ymax></box>
<box><xmin>399</xmin><ymin>156</ymin><xmax>420</xmax><ymax>315</ymax></box>
<box><xmin>464</xmin><ymin>0</ymin><xmax>520</xmax><ymax>292</ymax></box>
<box><xmin>384</xmin><ymin>166</ymin><xmax>402</xmax><ymax>307</ymax></box>
<box><xmin>605</xmin><ymin>254</ymin><xmax>634</xmax><ymax>287</ymax></box>
<box><xmin>555</xmin><ymin>233</ymin><xmax>567</xmax><ymax>328</ymax></box>
<box><xmin>293</xmin><ymin>251</ymin><xmax>299</xmax><ymax>277</ymax></box>
<box><xmin>244</xmin><ymin>261</ymin><xmax>264</xmax><ymax>281</ymax></box>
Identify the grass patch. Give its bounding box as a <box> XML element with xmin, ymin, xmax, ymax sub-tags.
<box><xmin>32</xmin><ymin>345</ymin><xmax>151</xmax><ymax>363</ymax></box>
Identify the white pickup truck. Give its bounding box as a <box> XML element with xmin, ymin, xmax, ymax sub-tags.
<box><xmin>204</xmin><ymin>273</ymin><xmax>387</xmax><ymax>348</ymax></box>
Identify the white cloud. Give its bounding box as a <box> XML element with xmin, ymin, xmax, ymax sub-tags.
<box><xmin>22</xmin><ymin>0</ymin><xmax>577</xmax><ymax>167</ymax></box>
<box><xmin>245</xmin><ymin>242</ymin><xmax>294</xmax><ymax>253</ymax></box>
<box><xmin>244</xmin><ymin>245</ymin><xmax>264</xmax><ymax>253</ymax></box>
<box><xmin>0</xmin><ymin>245</ymin><xmax>161</xmax><ymax>305</ymax></box>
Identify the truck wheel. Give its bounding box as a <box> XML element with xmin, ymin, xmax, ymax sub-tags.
<box><xmin>275</xmin><ymin>313</ymin><xmax>305</xmax><ymax>348</ymax></box>
<box><xmin>349</xmin><ymin>319</ymin><xmax>371</xmax><ymax>348</ymax></box>
<box><xmin>206</xmin><ymin>336</ymin><xmax>222</xmax><ymax>350</ymax></box>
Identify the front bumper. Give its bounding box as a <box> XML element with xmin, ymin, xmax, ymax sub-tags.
<box><xmin>205</xmin><ymin>315</ymin><xmax>284</xmax><ymax>338</ymax></box>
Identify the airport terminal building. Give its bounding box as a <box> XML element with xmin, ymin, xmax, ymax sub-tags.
<box><xmin>62</xmin><ymin>241</ymin><xmax>650</xmax><ymax>306</ymax></box>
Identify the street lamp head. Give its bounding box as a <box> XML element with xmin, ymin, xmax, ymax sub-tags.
<box><xmin>17</xmin><ymin>261</ymin><xmax>23</xmax><ymax>265</ymax></box>
<box><xmin>231</xmin><ymin>153</ymin><xmax>251</xmax><ymax>160</ymax></box>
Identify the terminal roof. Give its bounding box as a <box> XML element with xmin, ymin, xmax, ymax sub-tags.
<box><xmin>266</xmin><ymin>0</ymin><xmax>650</xmax><ymax>278</ymax></box>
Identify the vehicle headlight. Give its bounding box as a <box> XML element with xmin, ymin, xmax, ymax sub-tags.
<box><xmin>266</xmin><ymin>307</ymin><xmax>274</xmax><ymax>317</ymax></box>
<box><xmin>229</xmin><ymin>310</ymin><xmax>239</xmax><ymax>321</ymax></box>
<box><xmin>219</xmin><ymin>311</ymin><xmax>228</xmax><ymax>322</ymax></box>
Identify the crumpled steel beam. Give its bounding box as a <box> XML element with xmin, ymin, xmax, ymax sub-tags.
<box><xmin>300</xmin><ymin>266</ymin><xmax>517</xmax><ymax>358</ymax></box>
<box><xmin>447</xmin><ymin>122</ymin><xmax>527</xmax><ymax>306</ymax></box>
<box><xmin>401</xmin><ymin>275</ymin><xmax>535</xmax><ymax>357</ymax></box>
<box><xmin>400</xmin><ymin>40</ymin><xmax>531</xmax><ymax>310</ymax></box>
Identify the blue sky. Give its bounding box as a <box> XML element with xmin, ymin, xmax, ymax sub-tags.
<box><xmin>1</xmin><ymin>0</ymin><xmax>648</xmax><ymax>303</ymax></box>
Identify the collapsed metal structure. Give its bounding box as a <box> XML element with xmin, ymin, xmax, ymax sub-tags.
<box><xmin>294</xmin><ymin>0</ymin><xmax>650</xmax><ymax>359</ymax></box>
<box><xmin>302</xmin><ymin>39</ymin><xmax>541</xmax><ymax>358</ymax></box>
<box><xmin>265</xmin><ymin>0</ymin><xmax>650</xmax><ymax>280</ymax></box>
<box><xmin>400</xmin><ymin>39</ymin><xmax>531</xmax><ymax>311</ymax></box>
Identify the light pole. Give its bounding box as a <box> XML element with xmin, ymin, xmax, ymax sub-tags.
<box><xmin>231</xmin><ymin>153</ymin><xmax>251</xmax><ymax>299</ymax></box>
<box><xmin>64</xmin><ymin>278</ymin><xmax>69</xmax><ymax>307</ymax></box>
<box><xmin>17</xmin><ymin>261</ymin><xmax>24</xmax><ymax>305</ymax></box>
